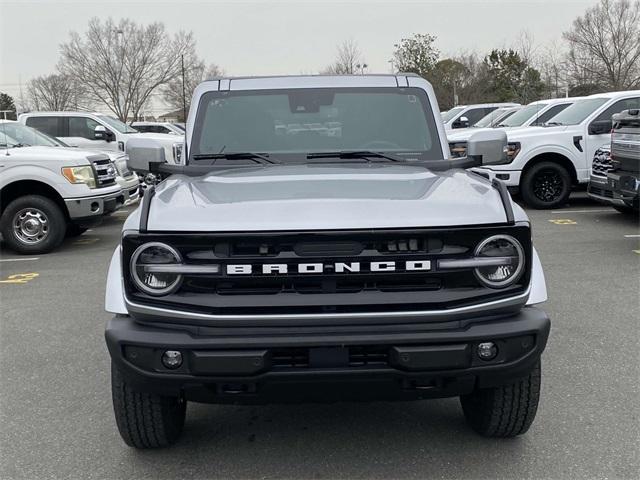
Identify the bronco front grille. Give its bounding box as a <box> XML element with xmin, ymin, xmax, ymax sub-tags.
<box><xmin>123</xmin><ymin>226</ymin><xmax>532</xmax><ymax>318</ymax></box>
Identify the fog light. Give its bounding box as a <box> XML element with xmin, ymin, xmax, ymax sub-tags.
<box><xmin>162</xmin><ymin>350</ymin><xmax>183</xmax><ymax>369</ymax></box>
<box><xmin>477</xmin><ymin>342</ymin><xmax>498</xmax><ymax>360</ymax></box>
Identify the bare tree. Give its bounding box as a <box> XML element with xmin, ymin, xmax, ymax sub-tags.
<box><xmin>163</xmin><ymin>62</ymin><xmax>222</xmax><ymax>120</ymax></box>
<box><xmin>323</xmin><ymin>40</ymin><xmax>366</xmax><ymax>74</ymax></box>
<box><xmin>27</xmin><ymin>74</ymin><xmax>87</xmax><ymax>111</ymax></box>
<box><xmin>538</xmin><ymin>46</ymin><xmax>568</xmax><ymax>98</ymax></box>
<box><xmin>59</xmin><ymin>17</ymin><xmax>197</xmax><ymax>121</ymax></box>
<box><xmin>563</xmin><ymin>0</ymin><xmax>640</xmax><ymax>90</ymax></box>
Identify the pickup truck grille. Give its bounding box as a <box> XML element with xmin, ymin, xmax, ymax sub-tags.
<box><xmin>89</xmin><ymin>155</ymin><xmax>117</xmax><ymax>187</ymax></box>
<box><xmin>592</xmin><ymin>146</ymin><xmax>612</xmax><ymax>178</ymax></box>
<box><xmin>123</xmin><ymin>226</ymin><xmax>532</xmax><ymax>319</ymax></box>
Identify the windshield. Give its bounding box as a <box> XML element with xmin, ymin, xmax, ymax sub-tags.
<box><xmin>474</xmin><ymin>108</ymin><xmax>511</xmax><ymax>128</ymax></box>
<box><xmin>498</xmin><ymin>104</ymin><xmax>547</xmax><ymax>127</ymax></box>
<box><xmin>0</xmin><ymin>122</ymin><xmax>62</xmax><ymax>147</ymax></box>
<box><xmin>190</xmin><ymin>87</ymin><xmax>444</xmax><ymax>163</ymax></box>
<box><xmin>441</xmin><ymin>106</ymin><xmax>464</xmax><ymax>123</ymax></box>
<box><xmin>543</xmin><ymin>98</ymin><xmax>609</xmax><ymax>126</ymax></box>
<box><xmin>98</xmin><ymin>115</ymin><xmax>138</xmax><ymax>134</ymax></box>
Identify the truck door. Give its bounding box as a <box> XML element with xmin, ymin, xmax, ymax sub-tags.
<box><xmin>585</xmin><ymin>97</ymin><xmax>640</xmax><ymax>181</ymax></box>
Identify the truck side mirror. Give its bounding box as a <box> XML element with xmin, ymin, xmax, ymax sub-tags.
<box><xmin>588</xmin><ymin>119</ymin><xmax>613</xmax><ymax>135</ymax></box>
<box><xmin>453</xmin><ymin>116</ymin><xmax>469</xmax><ymax>129</ymax></box>
<box><xmin>467</xmin><ymin>130</ymin><xmax>508</xmax><ymax>166</ymax></box>
<box><xmin>125</xmin><ymin>138</ymin><xmax>167</xmax><ymax>173</ymax></box>
<box><xmin>94</xmin><ymin>125</ymin><xmax>115</xmax><ymax>141</ymax></box>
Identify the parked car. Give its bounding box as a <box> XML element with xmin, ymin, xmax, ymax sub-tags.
<box><xmin>131</xmin><ymin>121</ymin><xmax>185</xmax><ymax>135</ymax></box>
<box><xmin>19</xmin><ymin>112</ymin><xmax>184</xmax><ymax>165</ymax></box>
<box><xmin>468</xmin><ymin>91</ymin><xmax>640</xmax><ymax>208</ymax></box>
<box><xmin>105</xmin><ymin>74</ymin><xmax>550</xmax><ymax>448</ymax></box>
<box><xmin>448</xmin><ymin>98</ymin><xmax>583</xmax><ymax>158</ymax></box>
<box><xmin>588</xmin><ymin>109</ymin><xmax>640</xmax><ymax>213</ymax></box>
<box><xmin>441</xmin><ymin>103</ymin><xmax>520</xmax><ymax>131</ymax></box>
<box><xmin>0</xmin><ymin>121</ymin><xmax>123</xmax><ymax>254</ymax></box>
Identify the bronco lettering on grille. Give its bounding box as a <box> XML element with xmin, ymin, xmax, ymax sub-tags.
<box><xmin>226</xmin><ymin>260</ymin><xmax>431</xmax><ymax>275</ymax></box>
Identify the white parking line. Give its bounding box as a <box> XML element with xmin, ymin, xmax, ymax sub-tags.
<box><xmin>0</xmin><ymin>257</ymin><xmax>40</xmax><ymax>263</ymax></box>
<box><xmin>624</xmin><ymin>234</ymin><xmax>640</xmax><ymax>238</ymax></box>
<box><xmin>551</xmin><ymin>209</ymin><xmax>614</xmax><ymax>214</ymax></box>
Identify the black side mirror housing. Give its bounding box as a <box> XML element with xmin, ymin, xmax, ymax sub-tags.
<box><xmin>94</xmin><ymin>125</ymin><xmax>115</xmax><ymax>141</ymax></box>
<box><xmin>588</xmin><ymin>119</ymin><xmax>613</xmax><ymax>135</ymax></box>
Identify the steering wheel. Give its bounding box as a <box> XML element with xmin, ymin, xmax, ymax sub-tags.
<box><xmin>359</xmin><ymin>140</ymin><xmax>401</xmax><ymax>150</ymax></box>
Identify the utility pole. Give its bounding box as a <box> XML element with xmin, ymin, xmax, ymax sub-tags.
<box><xmin>181</xmin><ymin>55</ymin><xmax>187</xmax><ymax>123</ymax></box>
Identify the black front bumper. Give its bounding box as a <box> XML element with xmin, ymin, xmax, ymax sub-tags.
<box><xmin>106</xmin><ymin>307</ymin><xmax>550</xmax><ymax>404</ymax></box>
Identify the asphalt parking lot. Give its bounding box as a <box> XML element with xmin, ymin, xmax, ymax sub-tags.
<box><xmin>1</xmin><ymin>193</ymin><xmax>639</xmax><ymax>480</ymax></box>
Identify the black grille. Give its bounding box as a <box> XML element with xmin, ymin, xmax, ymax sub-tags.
<box><xmin>271</xmin><ymin>346</ymin><xmax>389</xmax><ymax>370</ymax></box>
<box><xmin>123</xmin><ymin>226</ymin><xmax>532</xmax><ymax>317</ymax></box>
<box><xmin>592</xmin><ymin>148</ymin><xmax>613</xmax><ymax>178</ymax></box>
<box><xmin>89</xmin><ymin>155</ymin><xmax>117</xmax><ymax>187</ymax></box>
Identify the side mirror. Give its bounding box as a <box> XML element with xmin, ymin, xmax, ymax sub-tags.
<box><xmin>125</xmin><ymin>138</ymin><xmax>167</xmax><ymax>173</ymax></box>
<box><xmin>94</xmin><ymin>125</ymin><xmax>115</xmax><ymax>141</ymax></box>
<box><xmin>467</xmin><ymin>129</ymin><xmax>508</xmax><ymax>166</ymax></box>
<box><xmin>452</xmin><ymin>116</ymin><xmax>470</xmax><ymax>129</ymax></box>
<box><xmin>588</xmin><ymin>119</ymin><xmax>612</xmax><ymax>135</ymax></box>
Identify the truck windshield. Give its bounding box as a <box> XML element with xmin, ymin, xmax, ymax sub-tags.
<box><xmin>441</xmin><ymin>106</ymin><xmax>464</xmax><ymax>123</ymax></box>
<box><xmin>497</xmin><ymin>104</ymin><xmax>547</xmax><ymax>127</ymax></box>
<box><xmin>544</xmin><ymin>98</ymin><xmax>608</xmax><ymax>126</ymax></box>
<box><xmin>190</xmin><ymin>87</ymin><xmax>443</xmax><ymax>163</ymax></box>
<box><xmin>0</xmin><ymin>122</ymin><xmax>61</xmax><ymax>147</ymax></box>
<box><xmin>98</xmin><ymin>115</ymin><xmax>138</xmax><ymax>134</ymax></box>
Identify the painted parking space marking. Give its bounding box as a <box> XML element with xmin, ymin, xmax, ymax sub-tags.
<box><xmin>551</xmin><ymin>209</ymin><xmax>614</xmax><ymax>214</ymax></box>
<box><xmin>624</xmin><ymin>234</ymin><xmax>640</xmax><ymax>238</ymax></box>
<box><xmin>633</xmin><ymin>250</ymin><xmax>640</xmax><ymax>255</ymax></box>
<box><xmin>0</xmin><ymin>257</ymin><xmax>40</xmax><ymax>263</ymax></box>
<box><xmin>0</xmin><ymin>272</ymin><xmax>39</xmax><ymax>284</ymax></box>
<box><xmin>549</xmin><ymin>219</ymin><xmax>577</xmax><ymax>225</ymax></box>
<box><xmin>74</xmin><ymin>237</ymin><xmax>100</xmax><ymax>245</ymax></box>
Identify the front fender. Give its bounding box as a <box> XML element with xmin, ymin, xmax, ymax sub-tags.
<box><xmin>526</xmin><ymin>246</ymin><xmax>548</xmax><ymax>305</ymax></box>
<box><xmin>105</xmin><ymin>246</ymin><xmax>127</xmax><ymax>314</ymax></box>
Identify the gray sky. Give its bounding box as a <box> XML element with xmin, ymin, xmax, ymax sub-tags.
<box><xmin>0</xmin><ymin>0</ymin><xmax>599</xmax><ymax>110</ymax></box>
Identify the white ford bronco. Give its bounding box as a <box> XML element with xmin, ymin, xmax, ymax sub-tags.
<box><xmin>105</xmin><ymin>74</ymin><xmax>550</xmax><ymax>448</ymax></box>
<box><xmin>463</xmin><ymin>91</ymin><xmax>640</xmax><ymax>208</ymax></box>
<box><xmin>0</xmin><ymin>121</ymin><xmax>123</xmax><ymax>254</ymax></box>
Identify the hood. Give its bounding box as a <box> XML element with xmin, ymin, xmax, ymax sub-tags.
<box><xmin>140</xmin><ymin>164</ymin><xmax>516</xmax><ymax>232</ymax></box>
<box><xmin>129</xmin><ymin>132</ymin><xmax>184</xmax><ymax>143</ymax></box>
<box><xmin>447</xmin><ymin>126</ymin><xmax>544</xmax><ymax>142</ymax></box>
<box><xmin>505</xmin><ymin>124</ymin><xmax>570</xmax><ymax>141</ymax></box>
<box><xmin>2</xmin><ymin>145</ymin><xmax>105</xmax><ymax>166</ymax></box>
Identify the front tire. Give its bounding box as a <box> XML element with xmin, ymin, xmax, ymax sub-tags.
<box><xmin>111</xmin><ymin>363</ymin><xmax>186</xmax><ymax>449</ymax></box>
<box><xmin>0</xmin><ymin>195</ymin><xmax>66</xmax><ymax>254</ymax></box>
<box><xmin>460</xmin><ymin>361</ymin><xmax>541</xmax><ymax>437</ymax></box>
<box><xmin>521</xmin><ymin>162</ymin><xmax>571</xmax><ymax>209</ymax></box>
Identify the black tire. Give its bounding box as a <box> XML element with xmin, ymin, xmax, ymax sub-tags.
<box><xmin>66</xmin><ymin>225</ymin><xmax>88</xmax><ymax>237</ymax></box>
<box><xmin>0</xmin><ymin>195</ymin><xmax>66</xmax><ymax>254</ymax></box>
<box><xmin>460</xmin><ymin>361</ymin><xmax>541</xmax><ymax>438</ymax></box>
<box><xmin>111</xmin><ymin>363</ymin><xmax>186</xmax><ymax>449</ymax></box>
<box><xmin>521</xmin><ymin>162</ymin><xmax>572</xmax><ymax>209</ymax></box>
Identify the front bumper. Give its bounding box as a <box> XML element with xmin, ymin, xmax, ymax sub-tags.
<box><xmin>588</xmin><ymin>172</ymin><xmax>639</xmax><ymax>207</ymax></box>
<box><xmin>64</xmin><ymin>188</ymin><xmax>124</xmax><ymax>220</ymax></box>
<box><xmin>106</xmin><ymin>307</ymin><xmax>550</xmax><ymax>404</ymax></box>
<box><xmin>116</xmin><ymin>175</ymin><xmax>140</xmax><ymax>206</ymax></box>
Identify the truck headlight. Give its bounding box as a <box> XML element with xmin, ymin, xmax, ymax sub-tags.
<box><xmin>506</xmin><ymin>142</ymin><xmax>521</xmax><ymax>162</ymax></box>
<box><xmin>172</xmin><ymin>143</ymin><xmax>183</xmax><ymax>164</ymax></box>
<box><xmin>474</xmin><ymin>235</ymin><xmax>524</xmax><ymax>288</ymax></box>
<box><xmin>61</xmin><ymin>166</ymin><xmax>96</xmax><ymax>188</ymax></box>
<box><xmin>130</xmin><ymin>242</ymin><xmax>182</xmax><ymax>296</ymax></box>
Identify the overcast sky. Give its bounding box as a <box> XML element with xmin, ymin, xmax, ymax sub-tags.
<box><xmin>0</xmin><ymin>0</ymin><xmax>600</xmax><ymax>108</ymax></box>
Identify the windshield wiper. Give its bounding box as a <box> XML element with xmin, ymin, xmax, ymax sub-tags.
<box><xmin>307</xmin><ymin>150</ymin><xmax>405</xmax><ymax>162</ymax></box>
<box><xmin>192</xmin><ymin>152</ymin><xmax>278</xmax><ymax>165</ymax></box>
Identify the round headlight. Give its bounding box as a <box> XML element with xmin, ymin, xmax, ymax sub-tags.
<box><xmin>130</xmin><ymin>242</ymin><xmax>182</xmax><ymax>296</ymax></box>
<box><xmin>474</xmin><ymin>235</ymin><xmax>525</xmax><ymax>288</ymax></box>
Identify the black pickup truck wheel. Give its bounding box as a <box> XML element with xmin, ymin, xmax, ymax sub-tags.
<box><xmin>111</xmin><ymin>363</ymin><xmax>186</xmax><ymax>448</ymax></box>
<box><xmin>460</xmin><ymin>361</ymin><xmax>541</xmax><ymax>437</ymax></box>
<box><xmin>521</xmin><ymin>162</ymin><xmax>571</xmax><ymax>209</ymax></box>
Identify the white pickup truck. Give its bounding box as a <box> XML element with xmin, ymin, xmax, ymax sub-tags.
<box><xmin>441</xmin><ymin>103</ymin><xmax>520</xmax><ymax>131</ymax></box>
<box><xmin>19</xmin><ymin>112</ymin><xmax>184</xmax><ymax>165</ymax></box>
<box><xmin>464</xmin><ymin>91</ymin><xmax>640</xmax><ymax>208</ymax></box>
<box><xmin>0</xmin><ymin>121</ymin><xmax>124</xmax><ymax>254</ymax></box>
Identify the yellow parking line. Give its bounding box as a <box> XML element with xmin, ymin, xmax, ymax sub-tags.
<box><xmin>548</xmin><ymin>219</ymin><xmax>577</xmax><ymax>225</ymax></box>
<box><xmin>74</xmin><ymin>237</ymin><xmax>100</xmax><ymax>245</ymax></box>
<box><xmin>0</xmin><ymin>272</ymin><xmax>39</xmax><ymax>284</ymax></box>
